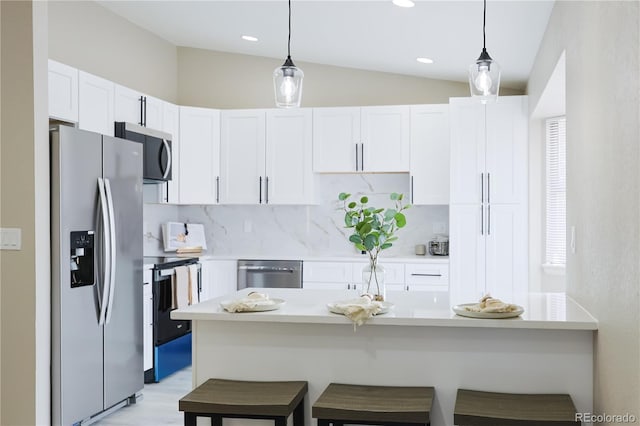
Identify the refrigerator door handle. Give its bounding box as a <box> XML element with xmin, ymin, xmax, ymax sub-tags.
<box><xmin>97</xmin><ymin>178</ymin><xmax>111</xmax><ymax>326</ymax></box>
<box><xmin>104</xmin><ymin>178</ymin><xmax>118</xmax><ymax>324</ymax></box>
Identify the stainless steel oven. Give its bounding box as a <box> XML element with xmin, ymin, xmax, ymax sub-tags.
<box><xmin>237</xmin><ymin>259</ymin><xmax>303</xmax><ymax>289</ymax></box>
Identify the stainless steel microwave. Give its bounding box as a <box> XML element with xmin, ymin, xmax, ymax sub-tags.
<box><xmin>115</xmin><ymin>122</ymin><xmax>172</xmax><ymax>182</ymax></box>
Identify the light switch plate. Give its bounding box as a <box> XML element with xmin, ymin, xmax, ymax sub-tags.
<box><xmin>0</xmin><ymin>228</ymin><xmax>22</xmax><ymax>250</ymax></box>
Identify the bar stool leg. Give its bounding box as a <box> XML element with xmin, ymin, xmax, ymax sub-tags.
<box><xmin>184</xmin><ymin>412</ymin><xmax>196</xmax><ymax>426</ymax></box>
<box><xmin>292</xmin><ymin>398</ymin><xmax>305</xmax><ymax>426</ymax></box>
<box><xmin>317</xmin><ymin>420</ymin><xmax>330</xmax><ymax>426</ymax></box>
<box><xmin>274</xmin><ymin>416</ymin><xmax>287</xmax><ymax>426</ymax></box>
<box><xmin>210</xmin><ymin>414</ymin><xmax>222</xmax><ymax>426</ymax></box>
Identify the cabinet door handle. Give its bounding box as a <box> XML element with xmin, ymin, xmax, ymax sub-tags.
<box><xmin>259</xmin><ymin>176</ymin><xmax>262</xmax><ymax>204</ymax></box>
<box><xmin>487</xmin><ymin>172</ymin><xmax>491</xmax><ymax>203</ymax></box>
<box><xmin>405</xmin><ymin>285</ymin><xmax>409</xmax><ymax>291</ymax></box>
<box><xmin>360</xmin><ymin>143</ymin><xmax>364</xmax><ymax>171</ymax></box>
<box><xmin>488</xmin><ymin>204</ymin><xmax>491</xmax><ymax>235</ymax></box>
<box><xmin>481</xmin><ymin>205</ymin><xmax>484</xmax><ymax>235</ymax></box>
<box><xmin>481</xmin><ymin>173</ymin><xmax>484</xmax><ymax>203</ymax></box>
<box><xmin>216</xmin><ymin>176</ymin><xmax>220</xmax><ymax>203</ymax></box>
<box><xmin>355</xmin><ymin>143</ymin><xmax>359</xmax><ymax>171</ymax></box>
<box><xmin>265</xmin><ymin>176</ymin><xmax>269</xmax><ymax>204</ymax></box>
<box><xmin>411</xmin><ymin>175</ymin><xmax>414</xmax><ymax>204</ymax></box>
<box><xmin>139</xmin><ymin>96</ymin><xmax>144</xmax><ymax>126</ymax></box>
<box><xmin>143</xmin><ymin>96</ymin><xmax>147</xmax><ymax>127</ymax></box>
<box><xmin>411</xmin><ymin>273</ymin><xmax>442</xmax><ymax>277</ymax></box>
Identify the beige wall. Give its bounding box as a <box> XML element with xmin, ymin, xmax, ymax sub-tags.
<box><xmin>48</xmin><ymin>0</ymin><xmax>178</xmax><ymax>103</ymax></box>
<box><xmin>528</xmin><ymin>0</ymin><xmax>639</xmax><ymax>416</ymax></box>
<box><xmin>178</xmin><ymin>47</ymin><xmax>524</xmax><ymax>109</ymax></box>
<box><xmin>0</xmin><ymin>2</ymin><xmax>43</xmax><ymax>424</ymax></box>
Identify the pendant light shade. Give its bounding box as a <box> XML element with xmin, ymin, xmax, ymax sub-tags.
<box><xmin>274</xmin><ymin>0</ymin><xmax>303</xmax><ymax>108</ymax></box>
<box><xmin>469</xmin><ymin>0</ymin><xmax>500</xmax><ymax>103</ymax></box>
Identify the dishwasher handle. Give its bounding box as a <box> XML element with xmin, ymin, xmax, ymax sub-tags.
<box><xmin>238</xmin><ymin>265</ymin><xmax>297</xmax><ymax>273</ymax></box>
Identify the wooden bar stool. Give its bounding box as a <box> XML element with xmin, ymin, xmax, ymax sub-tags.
<box><xmin>312</xmin><ymin>383</ymin><xmax>434</xmax><ymax>426</ymax></box>
<box><xmin>454</xmin><ymin>389</ymin><xmax>581</xmax><ymax>426</ymax></box>
<box><xmin>178</xmin><ymin>378</ymin><xmax>308</xmax><ymax>426</ymax></box>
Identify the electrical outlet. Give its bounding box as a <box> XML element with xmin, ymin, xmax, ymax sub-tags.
<box><xmin>0</xmin><ymin>228</ymin><xmax>21</xmax><ymax>250</ymax></box>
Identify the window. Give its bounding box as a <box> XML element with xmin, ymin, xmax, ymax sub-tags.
<box><xmin>545</xmin><ymin>117</ymin><xmax>566</xmax><ymax>269</ymax></box>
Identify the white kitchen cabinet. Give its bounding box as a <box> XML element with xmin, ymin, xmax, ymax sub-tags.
<box><xmin>449</xmin><ymin>96</ymin><xmax>528</xmax><ymax>305</ymax></box>
<box><xmin>409</xmin><ymin>105</ymin><xmax>449</xmax><ymax>205</ymax></box>
<box><xmin>312</xmin><ymin>106</ymin><xmax>410</xmax><ymax>173</ymax></box>
<box><xmin>220</xmin><ymin>109</ymin><xmax>314</xmax><ymax>204</ymax></box>
<box><xmin>142</xmin><ymin>267</ymin><xmax>153</xmax><ymax>372</ymax></box>
<box><xmin>312</xmin><ymin>107</ymin><xmax>360</xmax><ymax>172</ymax></box>
<box><xmin>179</xmin><ymin>106</ymin><xmax>220</xmax><ymax>205</ymax></box>
<box><xmin>303</xmin><ymin>261</ymin><xmax>361</xmax><ymax>291</ymax></box>
<box><xmin>219</xmin><ymin>110</ymin><xmax>266</xmax><ymax>204</ymax></box>
<box><xmin>360</xmin><ymin>105</ymin><xmax>410</xmax><ymax>172</ymax></box>
<box><xmin>48</xmin><ymin>59</ymin><xmax>78</xmax><ymax>123</ymax></box>
<box><xmin>162</xmin><ymin>102</ymin><xmax>180</xmax><ymax>204</ymax></box>
<box><xmin>404</xmin><ymin>262</ymin><xmax>449</xmax><ymax>291</ymax></box>
<box><xmin>265</xmin><ymin>109</ymin><xmax>314</xmax><ymax>204</ymax></box>
<box><xmin>200</xmin><ymin>259</ymin><xmax>238</xmax><ymax>302</ymax></box>
<box><xmin>78</xmin><ymin>71</ymin><xmax>115</xmax><ymax>136</ymax></box>
<box><xmin>114</xmin><ymin>84</ymin><xmax>164</xmax><ymax>130</ymax></box>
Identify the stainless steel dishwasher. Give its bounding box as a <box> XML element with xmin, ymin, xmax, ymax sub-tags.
<box><xmin>237</xmin><ymin>259</ymin><xmax>303</xmax><ymax>289</ymax></box>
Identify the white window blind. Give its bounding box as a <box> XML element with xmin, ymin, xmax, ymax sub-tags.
<box><xmin>545</xmin><ymin>117</ymin><xmax>566</xmax><ymax>265</ymax></box>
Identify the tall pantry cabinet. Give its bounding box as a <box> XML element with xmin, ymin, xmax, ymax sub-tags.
<box><xmin>449</xmin><ymin>96</ymin><xmax>528</xmax><ymax>305</ymax></box>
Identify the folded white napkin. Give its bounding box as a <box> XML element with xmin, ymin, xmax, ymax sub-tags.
<box><xmin>464</xmin><ymin>294</ymin><xmax>519</xmax><ymax>313</ymax></box>
<box><xmin>221</xmin><ymin>292</ymin><xmax>277</xmax><ymax>313</ymax></box>
<box><xmin>332</xmin><ymin>295</ymin><xmax>383</xmax><ymax>326</ymax></box>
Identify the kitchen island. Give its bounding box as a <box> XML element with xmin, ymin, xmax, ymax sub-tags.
<box><xmin>172</xmin><ymin>289</ymin><xmax>597</xmax><ymax>426</ymax></box>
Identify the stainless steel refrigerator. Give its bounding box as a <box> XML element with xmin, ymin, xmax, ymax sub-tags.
<box><xmin>51</xmin><ymin>125</ymin><xmax>144</xmax><ymax>425</ymax></box>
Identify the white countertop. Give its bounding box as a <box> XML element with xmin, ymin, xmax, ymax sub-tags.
<box><xmin>172</xmin><ymin>288</ymin><xmax>598</xmax><ymax>331</ymax></box>
<box><xmin>192</xmin><ymin>254</ymin><xmax>448</xmax><ymax>263</ymax></box>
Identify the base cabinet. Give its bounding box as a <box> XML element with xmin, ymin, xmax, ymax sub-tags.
<box><xmin>200</xmin><ymin>260</ymin><xmax>238</xmax><ymax>302</ymax></box>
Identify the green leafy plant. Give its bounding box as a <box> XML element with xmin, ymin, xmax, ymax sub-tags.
<box><xmin>339</xmin><ymin>192</ymin><xmax>410</xmax><ymax>298</ymax></box>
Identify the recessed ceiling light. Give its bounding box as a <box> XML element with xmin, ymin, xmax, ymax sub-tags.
<box><xmin>392</xmin><ymin>0</ymin><xmax>415</xmax><ymax>8</ymax></box>
<box><xmin>417</xmin><ymin>57</ymin><xmax>434</xmax><ymax>64</ymax></box>
<box><xmin>242</xmin><ymin>35</ymin><xmax>258</xmax><ymax>42</ymax></box>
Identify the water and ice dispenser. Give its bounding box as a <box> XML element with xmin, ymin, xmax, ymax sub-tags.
<box><xmin>70</xmin><ymin>231</ymin><xmax>94</xmax><ymax>288</ymax></box>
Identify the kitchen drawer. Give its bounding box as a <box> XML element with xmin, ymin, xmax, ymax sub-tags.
<box><xmin>404</xmin><ymin>263</ymin><xmax>449</xmax><ymax>286</ymax></box>
<box><xmin>303</xmin><ymin>261</ymin><xmax>352</xmax><ymax>283</ymax></box>
<box><xmin>352</xmin><ymin>262</ymin><xmax>404</xmax><ymax>284</ymax></box>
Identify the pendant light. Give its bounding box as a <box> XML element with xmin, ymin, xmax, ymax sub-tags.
<box><xmin>273</xmin><ymin>0</ymin><xmax>304</xmax><ymax>108</ymax></box>
<box><xmin>468</xmin><ymin>0</ymin><xmax>501</xmax><ymax>103</ymax></box>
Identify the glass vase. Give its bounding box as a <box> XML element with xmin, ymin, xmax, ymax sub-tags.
<box><xmin>362</xmin><ymin>261</ymin><xmax>385</xmax><ymax>301</ymax></box>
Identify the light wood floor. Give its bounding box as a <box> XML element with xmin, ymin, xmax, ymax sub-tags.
<box><xmin>94</xmin><ymin>367</ymin><xmax>191</xmax><ymax>426</ymax></box>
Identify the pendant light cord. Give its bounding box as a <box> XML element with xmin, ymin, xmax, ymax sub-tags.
<box><xmin>288</xmin><ymin>0</ymin><xmax>292</xmax><ymax>58</ymax></box>
<box><xmin>483</xmin><ymin>0</ymin><xmax>486</xmax><ymax>50</ymax></box>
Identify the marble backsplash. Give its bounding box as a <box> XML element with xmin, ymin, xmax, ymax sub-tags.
<box><xmin>143</xmin><ymin>174</ymin><xmax>449</xmax><ymax>257</ymax></box>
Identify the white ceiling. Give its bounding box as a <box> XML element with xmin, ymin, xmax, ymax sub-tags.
<box><xmin>98</xmin><ymin>0</ymin><xmax>555</xmax><ymax>90</ymax></box>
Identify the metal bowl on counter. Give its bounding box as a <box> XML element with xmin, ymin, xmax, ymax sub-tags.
<box><xmin>428</xmin><ymin>240</ymin><xmax>449</xmax><ymax>256</ymax></box>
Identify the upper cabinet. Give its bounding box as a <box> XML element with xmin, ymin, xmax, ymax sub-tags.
<box><xmin>360</xmin><ymin>106</ymin><xmax>410</xmax><ymax>172</ymax></box>
<box><xmin>265</xmin><ymin>109</ymin><xmax>314</xmax><ymax>204</ymax></box>
<box><xmin>179</xmin><ymin>106</ymin><xmax>220</xmax><ymax>205</ymax></box>
<box><xmin>114</xmin><ymin>84</ymin><xmax>163</xmax><ymax>130</ymax></box>
<box><xmin>220</xmin><ymin>108</ymin><xmax>314</xmax><ymax>204</ymax></box>
<box><xmin>312</xmin><ymin>107</ymin><xmax>360</xmax><ymax>172</ymax></box>
<box><xmin>78</xmin><ymin>71</ymin><xmax>115</xmax><ymax>136</ymax></box>
<box><xmin>219</xmin><ymin>110</ymin><xmax>266</xmax><ymax>204</ymax></box>
<box><xmin>313</xmin><ymin>106</ymin><xmax>410</xmax><ymax>173</ymax></box>
<box><xmin>409</xmin><ymin>104</ymin><xmax>449</xmax><ymax>205</ymax></box>
<box><xmin>48</xmin><ymin>59</ymin><xmax>78</xmax><ymax>123</ymax></box>
<box><xmin>162</xmin><ymin>102</ymin><xmax>181</xmax><ymax>204</ymax></box>
<box><xmin>450</xmin><ymin>96</ymin><xmax>528</xmax><ymax>205</ymax></box>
